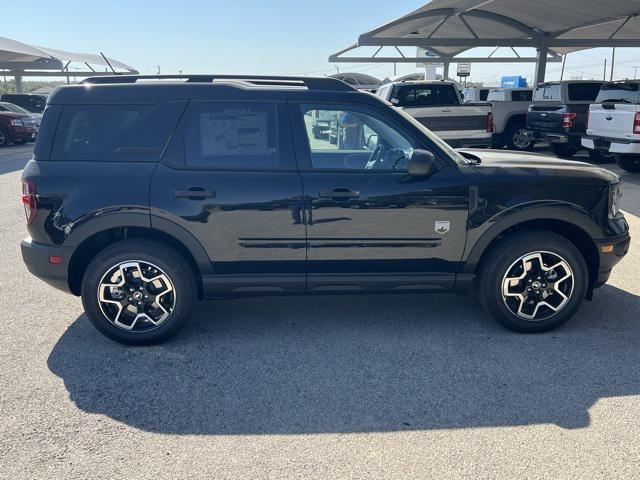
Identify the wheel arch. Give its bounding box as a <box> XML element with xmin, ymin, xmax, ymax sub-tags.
<box><xmin>465</xmin><ymin>214</ymin><xmax>601</xmax><ymax>294</ymax></box>
<box><xmin>67</xmin><ymin>217</ymin><xmax>212</xmax><ymax>298</ymax></box>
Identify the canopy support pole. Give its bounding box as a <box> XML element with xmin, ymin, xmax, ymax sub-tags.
<box><xmin>443</xmin><ymin>62</ymin><xmax>450</xmax><ymax>80</ymax></box>
<box><xmin>14</xmin><ymin>74</ymin><xmax>23</xmax><ymax>93</ymax></box>
<box><xmin>534</xmin><ymin>45</ymin><xmax>548</xmax><ymax>85</ymax></box>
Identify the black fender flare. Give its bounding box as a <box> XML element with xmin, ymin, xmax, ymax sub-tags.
<box><xmin>64</xmin><ymin>212</ymin><xmax>214</xmax><ymax>276</ymax></box>
<box><xmin>462</xmin><ymin>203</ymin><xmax>601</xmax><ymax>275</ymax></box>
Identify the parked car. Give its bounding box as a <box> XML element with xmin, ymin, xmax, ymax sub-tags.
<box><xmin>0</xmin><ymin>101</ymin><xmax>42</xmax><ymax>130</ymax></box>
<box><xmin>526</xmin><ymin>80</ymin><xmax>604</xmax><ymax>159</ymax></box>
<box><xmin>0</xmin><ymin>93</ymin><xmax>47</xmax><ymax>114</ymax></box>
<box><xmin>581</xmin><ymin>80</ymin><xmax>640</xmax><ymax>172</ymax></box>
<box><xmin>376</xmin><ymin>80</ymin><xmax>493</xmax><ymax>148</ymax></box>
<box><xmin>21</xmin><ymin>75</ymin><xmax>629</xmax><ymax>345</ymax></box>
<box><xmin>462</xmin><ymin>87</ymin><xmax>491</xmax><ymax>103</ymax></box>
<box><xmin>0</xmin><ymin>111</ymin><xmax>37</xmax><ymax>147</ymax></box>
<box><xmin>310</xmin><ymin>109</ymin><xmax>333</xmax><ymax>139</ymax></box>
<box><xmin>487</xmin><ymin>88</ymin><xmax>534</xmax><ymax>151</ymax></box>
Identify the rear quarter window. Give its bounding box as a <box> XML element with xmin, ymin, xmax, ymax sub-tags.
<box><xmin>51</xmin><ymin>101</ymin><xmax>186</xmax><ymax>162</ymax></box>
<box><xmin>511</xmin><ymin>90</ymin><xmax>533</xmax><ymax>102</ymax></box>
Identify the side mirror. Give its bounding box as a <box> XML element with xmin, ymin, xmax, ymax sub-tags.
<box><xmin>407</xmin><ymin>149</ymin><xmax>436</xmax><ymax>177</ymax></box>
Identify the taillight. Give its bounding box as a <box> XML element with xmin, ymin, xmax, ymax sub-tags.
<box><xmin>563</xmin><ymin>112</ymin><xmax>578</xmax><ymax>129</ymax></box>
<box><xmin>633</xmin><ymin>112</ymin><xmax>640</xmax><ymax>134</ymax></box>
<box><xmin>486</xmin><ymin>112</ymin><xmax>494</xmax><ymax>132</ymax></box>
<box><xmin>21</xmin><ymin>180</ymin><xmax>36</xmax><ymax>225</ymax></box>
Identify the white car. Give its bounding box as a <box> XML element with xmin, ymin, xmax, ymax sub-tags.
<box><xmin>376</xmin><ymin>81</ymin><xmax>493</xmax><ymax>148</ymax></box>
<box><xmin>0</xmin><ymin>101</ymin><xmax>42</xmax><ymax>130</ymax></box>
<box><xmin>581</xmin><ymin>81</ymin><xmax>640</xmax><ymax>172</ymax></box>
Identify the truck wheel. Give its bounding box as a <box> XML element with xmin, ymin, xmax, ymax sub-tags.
<box><xmin>550</xmin><ymin>143</ymin><xmax>579</xmax><ymax>158</ymax></box>
<box><xmin>81</xmin><ymin>239</ymin><xmax>197</xmax><ymax>345</ymax></box>
<box><xmin>0</xmin><ymin>127</ymin><xmax>9</xmax><ymax>147</ymax></box>
<box><xmin>588</xmin><ymin>150</ymin><xmax>615</xmax><ymax>164</ymax></box>
<box><xmin>478</xmin><ymin>231</ymin><xmax>588</xmax><ymax>333</ymax></box>
<box><xmin>615</xmin><ymin>154</ymin><xmax>640</xmax><ymax>172</ymax></box>
<box><xmin>506</xmin><ymin>124</ymin><xmax>534</xmax><ymax>151</ymax></box>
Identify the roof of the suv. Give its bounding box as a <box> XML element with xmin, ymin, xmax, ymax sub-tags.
<box><xmin>388</xmin><ymin>80</ymin><xmax>456</xmax><ymax>87</ymax></box>
<box><xmin>47</xmin><ymin>75</ymin><xmax>383</xmax><ymax>105</ymax></box>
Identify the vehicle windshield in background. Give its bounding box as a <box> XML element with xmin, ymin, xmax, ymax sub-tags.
<box><xmin>567</xmin><ymin>82</ymin><xmax>603</xmax><ymax>101</ymax></box>
<box><xmin>393</xmin><ymin>84</ymin><xmax>460</xmax><ymax>107</ymax></box>
<box><xmin>596</xmin><ymin>82</ymin><xmax>640</xmax><ymax>104</ymax></box>
<box><xmin>533</xmin><ymin>84</ymin><xmax>561</xmax><ymax>101</ymax></box>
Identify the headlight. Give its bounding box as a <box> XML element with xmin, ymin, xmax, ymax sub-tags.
<box><xmin>10</xmin><ymin>119</ymin><xmax>24</xmax><ymax>127</ymax></box>
<box><xmin>609</xmin><ymin>182</ymin><xmax>623</xmax><ymax>218</ymax></box>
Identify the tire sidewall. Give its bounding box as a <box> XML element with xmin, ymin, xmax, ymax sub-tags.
<box><xmin>507</xmin><ymin>123</ymin><xmax>534</xmax><ymax>151</ymax></box>
<box><xmin>480</xmin><ymin>233</ymin><xmax>588</xmax><ymax>333</ymax></box>
<box><xmin>616</xmin><ymin>154</ymin><xmax>640</xmax><ymax>172</ymax></box>
<box><xmin>81</xmin><ymin>241</ymin><xmax>196</xmax><ymax>345</ymax></box>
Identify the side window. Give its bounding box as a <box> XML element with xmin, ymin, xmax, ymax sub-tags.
<box><xmin>184</xmin><ymin>102</ymin><xmax>279</xmax><ymax>169</ymax></box>
<box><xmin>300</xmin><ymin>105</ymin><xmax>414</xmax><ymax>171</ymax></box>
<box><xmin>512</xmin><ymin>90</ymin><xmax>533</xmax><ymax>102</ymax></box>
<box><xmin>51</xmin><ymin>101</ymin><xmax>186</xmax><ymax>162</ymax></box>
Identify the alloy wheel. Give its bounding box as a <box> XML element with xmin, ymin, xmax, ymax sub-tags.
<box><xmin>501</xmin><ymin>251</ymin><xmax>574</xmax><ymax>321</ymax></box>
<box><xmin>512</xmin><ymin>128</ymin><xmax>532</xmax><ymax>150</ymax></box>
<box><xmin>97</xmin><ymin>260</ymin><xmax>176</xmax><ymax>332</ymax></box>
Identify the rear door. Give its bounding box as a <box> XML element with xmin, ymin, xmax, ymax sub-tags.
<box><xmin>290</xmin><ymin>101</ymin><xmax>470</xmax><ymax>293</ymax></box>
<box><xmin>150</xmin><ymin>100</ymin><xmax>306</xmax><ymax>295</ymax></box>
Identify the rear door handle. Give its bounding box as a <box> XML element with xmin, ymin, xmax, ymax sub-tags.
<box><xmin>174</xmin><ymin>187</ymin><xmax>216</xmax><ymax>199</ymax></box>
<box><xmin>319</xmin><ymin>188</ymin><xmax>360</xmax><ymax>200</ymax></box>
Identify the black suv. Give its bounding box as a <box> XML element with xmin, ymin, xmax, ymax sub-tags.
<box><xmin>21</xmin><ymin>75</ymin><xmax>630</xmax><ymax>345</ymax></box>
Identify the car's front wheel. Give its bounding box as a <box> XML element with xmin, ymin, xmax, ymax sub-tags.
<box><xmin>81</xmin><ymin>239</ymin><xmax>197</xmax><ymax>345</ymax></box>
<box><xmin>479</xmin><ymin>231</ymin><xmax>588</xmax><ymax>333</ymax></box>
<box><xmin>506</xmin><ymin>123</ymin><xmax>535</xmax><ymax>151</ymax></box>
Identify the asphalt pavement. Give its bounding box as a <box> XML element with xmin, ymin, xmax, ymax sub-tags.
<box><xmin>1</xmin><ymin>144</ymin><xmax>640</xmax><ymax>479</ymax></box>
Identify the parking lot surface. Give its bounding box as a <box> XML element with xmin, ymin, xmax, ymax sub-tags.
<box><xmin>1</xmin><ymin>143</ymin><xmax>640</xmax><ymax>479</ymax></box>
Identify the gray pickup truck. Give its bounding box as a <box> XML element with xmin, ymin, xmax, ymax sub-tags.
<box><xmin>375</xmin><ymin>80</ymin><xmax>493</xmax><ymax>148</ymax></box>
<box><xmin>488</xmin><ymin>88</ymin><xmax>535</xmax><ymax>151</ymax></box>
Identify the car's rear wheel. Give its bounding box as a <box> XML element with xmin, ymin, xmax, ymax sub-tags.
<box><xmin>615</xmin><ymin>154</ymin><xmax>640</xmax><ymax>172</ymax></box>
<box><xmin>81</xmin><ymin>239</ymin><xmax>197</xmax><ymax>345</ymax></box>
<box><xmin>478</xmin><ymin>231</ymin><xmax>588</xmax><ymax>333</ymax></box>
<box><xmin>588</xmin><ymin>149</ymin><xmax>615</xmax><ymax>164</ymax></box>
<box><xmin>506</xmin><ymin>123</ymin><xmax>535</xmax><ymax>151</ymax></box>
<box><xmin>549</xmin><ymin>143</ymin><xmax>579</xmax><ymax>158</ymax></box>
<box><xmin>0</xmin><ymin>128</ymin><xmax>9</xmax><ymax>147</ymax></box>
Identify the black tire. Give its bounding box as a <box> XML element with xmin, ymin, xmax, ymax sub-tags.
<box><xmin>549</xmin><ymin>143</ymin><xmax>579</xmax><ymax>158</ymax></box>
<box><xmin>0</xmin><ymin>127</ymin><xmax>9</xmax><ymax>147</ymax></box>
<box><xmin>615</xmin><ymin>154</ymin><xmax>640</xmax><ymax>172</ymax></box>
<box><xmin>588</xmin><ymin>149</ymin><xmax>615</xmax><ymax>164</ymax></box>
<box><xmin>478</xmin><ymin>230</ymin><xmax>588</xmax><ymax>333</ymax></box>
<box><xmin>506</xmin><ymin>123</ymin><xmax>535</xmax><ymax>151</ymax></box>
<box><xmin>81</xmin><ymin>239</ymin><xmax>197</xmax><ymax>345</ymax></box>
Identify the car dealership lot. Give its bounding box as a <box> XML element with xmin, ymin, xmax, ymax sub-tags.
<box><xmin>1</xmin><ymin>144</ymin><xmax>640</xmax><ymax>479</ymax></box>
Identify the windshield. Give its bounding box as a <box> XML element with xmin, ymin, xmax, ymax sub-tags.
<box><xmin>393</xmin><ymin>107</ymin><xmax>471</xmax><ymax>165</ymax></box>
<box><xmin>0</xmin><ymin>102</ymin><xmax>29</xmax><ymax>114</ymax></box>
<box><xmin>596</xmin><ymin>82</ymin><xmax>640</xmax><ymax>104</ymax></box>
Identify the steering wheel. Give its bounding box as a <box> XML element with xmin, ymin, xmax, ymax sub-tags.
<box><xmin>364</xmin><ymin>142</ymin><xmax>385</xmax><ymax>170</ymax></box>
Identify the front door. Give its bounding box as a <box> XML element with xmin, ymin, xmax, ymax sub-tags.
<box><xmin>290</xmin><ymin>102</ymin><xmax>469</xmax><ymax>293</ymax></box>
<box><xmin>151</xmin><ymin>100</ymin><xmax>306</xmax><ymax>295</ymax></box>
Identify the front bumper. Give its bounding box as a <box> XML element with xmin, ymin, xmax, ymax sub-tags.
<box><xmin>593</xmin><ymin>231</ymin><xmax>631</xmax><ymax>288</ymax></box>
<box><xmin>582</xmin><ymin>135</ymin><xmax>640</xmax><ymax>155</ymax></box>
<box><xmin>21</xmin><ymin>237</ymin><xmax>74</xmax><ymax>294</ymax></box>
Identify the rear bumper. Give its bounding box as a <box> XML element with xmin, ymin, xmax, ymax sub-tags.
<box><xmin>582</xmin><ymin>135</ymin><xmax>640</xmax><ymax>155</ymax></box>
<box><xmin>593</xmin><ymin>232</ymin><xmax>631</xmax><ymax>288</ymax></box>
<box><xmin>526</xmin><ymin>130</ymin><xmax>580</xmax><ymax>145</ymax></box>
<box><xmin>21</xmin><ymin>237</ymin><xmax>74</xmax><ymax>294</ymax></box>
<box><xmin>447</xmin><ymin>136</ymin><xmax>493</xmax><ymax>148</ymax></box>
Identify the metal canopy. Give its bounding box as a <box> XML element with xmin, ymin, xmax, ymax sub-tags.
<box><xmin>330</xmin><ymin>0</ymin><xmax>640</xmax><ymax>83</ymax></box>
<box><xmin>0</xmin><ymin>35</ymin><xmax>137</xmax><ymax>92</ymax></box>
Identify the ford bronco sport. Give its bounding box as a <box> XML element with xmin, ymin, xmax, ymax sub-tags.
<box><xmin>21</xmin><ymin>75</ymin><xmax>630</xmax><ymax>345</ymax></box>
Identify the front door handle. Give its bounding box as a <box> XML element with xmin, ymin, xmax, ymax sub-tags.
<box><xmin>319</xmin><ymin>188</ymin><xmax>360</xmax><ymax>200</ymax></box>
<box><xmin>174</xmin><ymin>187</ymin><xmax>216</xmax><ymax>199</ymax></box>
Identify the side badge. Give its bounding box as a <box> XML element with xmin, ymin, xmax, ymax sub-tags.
<box><xmin>435</xmin><ymin>221</ymin><xmax>450</xmax><ymax>235</ymax></box>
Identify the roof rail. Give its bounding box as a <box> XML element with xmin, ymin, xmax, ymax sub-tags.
<box><xmin>81</xmin><ymin>74</ymin><xmax>355</xmax><ymax>91</ymax></box>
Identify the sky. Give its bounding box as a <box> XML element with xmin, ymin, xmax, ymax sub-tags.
<box><xmin>3</xmin><ymin>0</ymin><xmax>640</xmax><ymax>86</ymax></box>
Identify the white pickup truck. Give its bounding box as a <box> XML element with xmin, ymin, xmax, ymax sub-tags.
<box><xmin>582</xmin><ymin>81</ymin><xmax>640</xmax><ymax>172</ymax></box>
<box><xmin>487</xmin><ymin>88</ymin><xmax>535</xmax><ymax>151</ymax></box>
<box><xmin>375</xmin><ymin>80</ymin><xmax>493</xmax><ymax>148</ymax></box>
